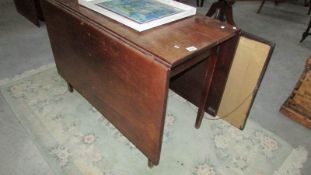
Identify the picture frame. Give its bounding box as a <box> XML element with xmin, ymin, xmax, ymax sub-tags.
<box><xmin>78</xmin><ymin>0</ymin><xmax>196</xmax><ymax>32</ymax></box>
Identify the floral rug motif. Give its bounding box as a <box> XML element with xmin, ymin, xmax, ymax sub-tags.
<box><xmin>0</xmin><ymin>66</ymin><xmax>307</xmax><ymax>175</ymax></box>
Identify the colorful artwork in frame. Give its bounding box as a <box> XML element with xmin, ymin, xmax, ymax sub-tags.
<box><xmin>96</xmin><ymin>0</ymin><xmax>183</xmax><ymax>24</ymax></box>
<box><xmin>78</xmin><ymin>0</ymin><xmax>196</xmax><ymax>32</ymax></box>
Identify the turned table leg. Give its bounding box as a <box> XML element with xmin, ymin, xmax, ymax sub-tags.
<box><xmin>67</xmin><ymin>82</ymin><xmax>74</xmax><ymax>93</ymax></box>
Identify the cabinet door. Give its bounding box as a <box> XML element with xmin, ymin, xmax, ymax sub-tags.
<box><xmin>217</xmin><ymin>33</ymin><xmax>274</xmax><ymax>129</ymax></box>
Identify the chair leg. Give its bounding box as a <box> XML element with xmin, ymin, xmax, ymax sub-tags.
<box><xmin>300</xmin><ymin>17</ymin><xmax>311</xmax><ymax>42</ymax></box>
<box><xmin>300</xmin><ymin>32</ymin><xmax>309</xmax><ymax>42</ymax></box>
<box><xmin>257</xmin><ymin>0</ymin><xmax>266</xmax><ymax>13</ymax></box>
<box><xmin>200</xmin><ymin>0</ymin><xmax>205</xmax><ymax>7</ymax></box>
<box><xmin>197</xmin><ymin>0</ymin><xmax>200</xmax><ymax>7</ymax></box>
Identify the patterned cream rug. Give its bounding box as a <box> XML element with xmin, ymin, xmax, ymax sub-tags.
<box><xmin>0</xmin><ymin>65</ymin><xmax>307</xmax><ymax>175</ymax></box>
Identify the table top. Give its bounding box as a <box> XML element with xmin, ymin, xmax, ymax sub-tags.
<box><xmin>48</xmin><ymin>0</ymin><xmax>239</xmax><ymax>68</ymax></box>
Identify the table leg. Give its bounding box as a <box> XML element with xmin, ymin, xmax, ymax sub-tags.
<box><xmin>67</xmin><ymin>82</ymin><xmax>74</xmax><ymax>93</ymax></box>
<box><xmin>257</xmin><ymin>0</ymin><xmax>266</xmax><ymax>14</ymax></box>
<box><xmin>195</xmin><ymin>49</ymin><xmax>218</xmax><ymax>129</ymax></box>
<box><xmin>148</xmin><ymin>159</ymin><xmax>154</xmax><ymax>168</ymax></box>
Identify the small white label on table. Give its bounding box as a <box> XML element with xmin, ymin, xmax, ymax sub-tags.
<box><xmin>186</xmin><ymin>46</ymin><xmax>198</xmax><ymax>52</ymax></box>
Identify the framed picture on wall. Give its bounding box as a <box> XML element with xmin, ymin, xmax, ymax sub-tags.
<box><xmin>78</xmin><ymin>0</ymin><xmax>196</xmax><ymax>32</ymax></box>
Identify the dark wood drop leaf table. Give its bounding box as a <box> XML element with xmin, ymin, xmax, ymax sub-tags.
<box><xmin>41</xmin><ymin>0</ymin><xmax>240</xmax><ymax>167</ymax></box>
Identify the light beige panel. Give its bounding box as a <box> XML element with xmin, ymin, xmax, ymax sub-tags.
<box><xmin>217</xmin><ymin>36</ymin><xmax>270</xmax><ymax>129</ymax></box>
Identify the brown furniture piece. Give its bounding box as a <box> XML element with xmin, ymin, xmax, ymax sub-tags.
<box><xmin>280</xmin><ymin>56</ymin><xmax>311</xmax><ymax>128</ymax></box>
<box><xmin>41</xmin><ymin>0</ymin><xmax>275</xmax><ymax>166</ymax></box>
<box><xmin>41</xmin><ymin>0</ymin><xmax>275</xmax><ymax>167</ymax></box>
<box><xmin>206</xmin><ymin>0</ymin><xmax>236</xmax><ymax>26</ymax></box>
<box><xmin>13</xmin><ymin>0</ymin><xmax>44</xmax><ymax>26</ymax></box>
